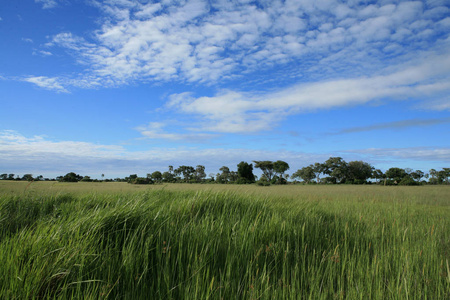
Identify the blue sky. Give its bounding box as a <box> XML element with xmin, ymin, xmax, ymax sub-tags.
<box><xmin>1</xmin><ymin>0</ymin><xmax>449</xmax><ymax>179</ymax></box>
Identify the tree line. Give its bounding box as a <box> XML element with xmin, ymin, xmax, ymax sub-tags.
<box><xmin>2</xmin><ymin>157</ymin><xmax>449</xmax><ymax>186</ymax></box>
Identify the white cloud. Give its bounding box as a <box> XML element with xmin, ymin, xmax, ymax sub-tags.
<box><xmin>346</xmin><ymin>147</ymin><xmax>450</xmax><ymax>164</ymax></box>
<box><xmin>135</xmin><ymin>122</ymin><xmax>216</xmax><ymax>141</ymax></box>
<box><xmin>1</xmin><ymin>130</ymin><xmax>448</xmax><ymax>177</ymax></box>
<box><xmin>38</xmin><ymin>0</ymin><xmax>449</xmax><ymax>88</ymax></box>
<box><xmin>0</xmin><ymin>130</ymin><xmax>325</xmax><ymax>176</ymax></box>
<box><xmin>22</xmin><ymin>38</ymin><xmax>33</xmax><ymax>43</ymax></box>
<box><xmin>32</xmin><ymin>50</ymin><xmax>53</xmax><ymax>56</ymax></box>
<box><xmin>35</xmin><ymin>0</ymin><xmax>58</xmax><ymax>9</ymax></box>
<box><xmin>167</xmin><ymin>51</ymin><xmax>450</xmax><ymax>133</ymax></box>
<box><xmin>23</xmin><ymin>76</ymin><xmax>69</xmax><ymax>93</ymax></box>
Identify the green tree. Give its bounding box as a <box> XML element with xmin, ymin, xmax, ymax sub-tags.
<box><xmin>22</xmin><ymin>174</ymin><xmax>34</xmax><ymax>181</ymax></box>
<box><xmin>175</xmin><ymin>166</ymin><xmax>195</xmax><ymax>183</ymax></box>
<box><xmin>372</xmin><ymin>169</ymin><xmax>385</xmax><ymax>184</ymax></box>
<box><xmin>151</xmin><ymin>171</ymin><xmax>163</xmax><ymax>183</ymax></box>
<box><xmin>253</xmin><ymin>161</ymin><xmax>275</xmax><ymax>182</ymax></box>
<box><xmin>237</xmin><ymin>161</ymin><xmax>255</xmax><ymax>183</ymax></box>
<box><xmin>313</xmin><ymin>163</ymin><xmax>325</xmax><ymax>183</ymax></box>
<box><xmin>347</xmin><ymin>160</ymin><xmax>373</xmax><ymax>183</ymax></box>
<box><xmin>217</xmin><ymin>166</ymin><xmax>231</xmax><ymax>184</ymax></box>
<box><xmin>162</xmin><ymin>171</ymin><xmax>175</xmax><ymax>183</ymax></box>
<box><xmin>194</xmin><ymin>165</ymin><xmax>207</xmax><ymax>182</ymax></box>
<box><xmin>323</xmin><ymin>157</ymin><xmax>348</xmax><ymax>184</ymax></box>
<box><xmin>292</xmin><ymin>165</ymin><xmax>315</xmax><ymax>183</ymax></box>
<box><xmin>273</xmin><ymin>160</ymin><xmax>290</xmax><ymax>184</ymax></box>
<box><xmin>410</xmin><ymin>170</ymin><xmax>424</xmax><ymax>182</ymax></box>
<box><xmin>81</xmin><ymin>176</ymin><xmax>92</xmax><ymax>182</ymax></box>
<box><xmin>438</xmin><ymin>168</ymin><xmax>450</xmax><ymax>184</ymax></box>
<box><xmin>126</xmin><ymin>174</ymin><xmax>138</xmax><ymax>183</ymax></box>
<box><xmin>385</xmin><ymin>168</ymin><xmax>407</xmax><ymax>183</ymax></box>
<box><xmin>0</xmin><ymin>174</ymin><xmax>7</xmax><ymax>180</ymax></box>
<box><xmin>60</xmin><ymin>172</ymin><xmax>82</xmax><ymax>182</ymax></box>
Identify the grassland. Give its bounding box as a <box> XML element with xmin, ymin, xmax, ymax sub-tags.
<box><xmin>0</xmin><ymin>181</ymin><xmax>449</xmax><ymax>299</ymax></box>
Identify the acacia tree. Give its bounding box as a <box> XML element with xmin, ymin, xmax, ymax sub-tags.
<box><xmin>217</xmin><ymin>166</ymin><xmax>230</xmax><ymax>183</ymax></box>
<box><xmin>253</xmin><ymin>161</ymin><xmax>275</xmax><ymax>182</ymax></box>
<box><xmin>22</xmin><ymin>174</ymin><xmax>34</xmax><ymax>181</ymax></box>
<box><xmin>292</xmin><ymin>165</ymin><xmax>315</xmax><ymax>183</ymax></box>
<box><xmin>312</xmin><ymin>162</ymin><xmax>325</xmax><ymax>183</ymax></box>
<box><xmin>273</xmin><ymin>160</ymin><xmax>290</xmax><ymax>184</ymax></box>
<box><xmin>372</xmin><ymin>169</ymin><xmax>385</xmax><ymax>184</ymax></box>
<box><xmin>175</xmin><ymin>166</ymin><xmax>195</xmax><ymax>182</ymax></box>
<box><xmin>194</xmin><ymin>165</ymin><xmax>207</xmax><ymax>182</ymax></box>
<box><xmin>410</xmin><ymin>170</ymin><xmax>424</xmax><ymax>183</ymax></box>
<box><xmin>162</xmin><ymin>171</ymin><xmax>175</xmax><ymax>183</ymax></box>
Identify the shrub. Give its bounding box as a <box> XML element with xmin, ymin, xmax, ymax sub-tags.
<box><xmin>398</xmin><ymin>176</ymin><xmax>419</xmax><ymax>186</ymax></box>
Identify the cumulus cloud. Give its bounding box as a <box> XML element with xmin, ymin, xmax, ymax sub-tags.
<box><xmin>37</xmin><ymin>0</ymin><xmax>450</xmax><ymax>89</ymax></box>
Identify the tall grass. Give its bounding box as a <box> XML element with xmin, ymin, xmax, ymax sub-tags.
<box><xmin>0</xmin><ymin>186</ymin><xmax>449</xmax><ymax>299</ymax></box>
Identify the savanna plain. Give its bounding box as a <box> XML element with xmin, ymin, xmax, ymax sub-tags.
<box><xmin>0</xmin><ymin>181</ymin><xmax>449</xmax><ymax>299</ymax></box>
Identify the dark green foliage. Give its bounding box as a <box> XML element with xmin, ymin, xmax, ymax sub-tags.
<box><xmin>130</xmin><ymin>177</ymin><xmax>153</xmax><ymax>184</ymax></box>
<box><xmin>398</xmin><ymin>176</ymin><xmax>419</xmax><ymax>186</ymax></box>
<box><xmin>59</xmin><ymin>172</ymin><xmax>83</xmax><ymax>182</ymax></box>
<box><xmin>385</xmin><ymin>167</ymin><xmax>408</xmax><ymax>183</ymax></box>
<box><xmin>237</xmin><ymin>161</ymin><xmax>255</xmax><ymax>183</ymax></box>
<box><xmin>323</xmin><ymin>157</ymin><xmax>348</xmax><ymax>184</ymax></box>
<box><xmin>253</xmin><ymin>161</ymin><xmax>275</xmax><ymax>181</ymax></box>
<box><xmin>347</xmin><ymin>160</ymin><xmax>373</xmax><ymax>183</ymax></box>
<box><xmin>292</xmin><ymin>165</ymin><xmax>315</xmax><ymax>183</ymax></box>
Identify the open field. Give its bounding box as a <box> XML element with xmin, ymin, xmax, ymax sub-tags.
<box><xmin>1</xmin><ymin>182</ymin><xmax>449</xmax><ymax>299</ymax></box>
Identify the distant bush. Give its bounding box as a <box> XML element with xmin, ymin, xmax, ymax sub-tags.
<box><xmin>129</xmin><ymin>177</ymin><xmax>153</xmax><ymax>184</ymax></box>
<box><xmin>398</xmin><ymin>176</ymin><xmax>419</xmax><ymax>186</ymax></box>
<box><xmin>256</xmin><ymin>178</ymin><xmax>270</xmax><ymax>186</ymax></box>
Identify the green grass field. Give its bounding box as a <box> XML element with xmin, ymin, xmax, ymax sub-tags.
<box><xmin>0</xmin><ymin>181</ymin><xmax>449</xmax><ymax>299</ymax></box>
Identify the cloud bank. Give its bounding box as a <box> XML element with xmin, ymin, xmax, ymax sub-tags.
<box><xmin>1</xmin><ymin>130</ymin><xmax>448</xmax><ymax>177</ymax></box>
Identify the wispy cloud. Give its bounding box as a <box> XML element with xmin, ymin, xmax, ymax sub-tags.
<box><xmin>32</xmin><ymin>50</ymin><xmax>53</xmax><ymax>56</ymax></box>
<box><xmin>333</xmin><ymin>117</ymin><xmax>450</xmax><ymax>134</ymax></box>
<box><xmin>23</xmin><ymin>76</ymin><xmax>69</xmax><ymax>93</ymax></box>
<box><xmin>135</xmin><ymin>122</ymin><xmax>216</xmax><ymax>141</ymax></box>
<box><xmin>35</xmin><ymin>0</ymin><xmax>58</xmax><ymax>9</ymax></box>
<box><xmin>167</xmin><ymin>51</ymin><xmax>450</xmax><ymax>133</ymax></box>
<box><xmin>346</xmin><ymin>147</ymin><xmax>450</xmax><ymax>164</ymax></box>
